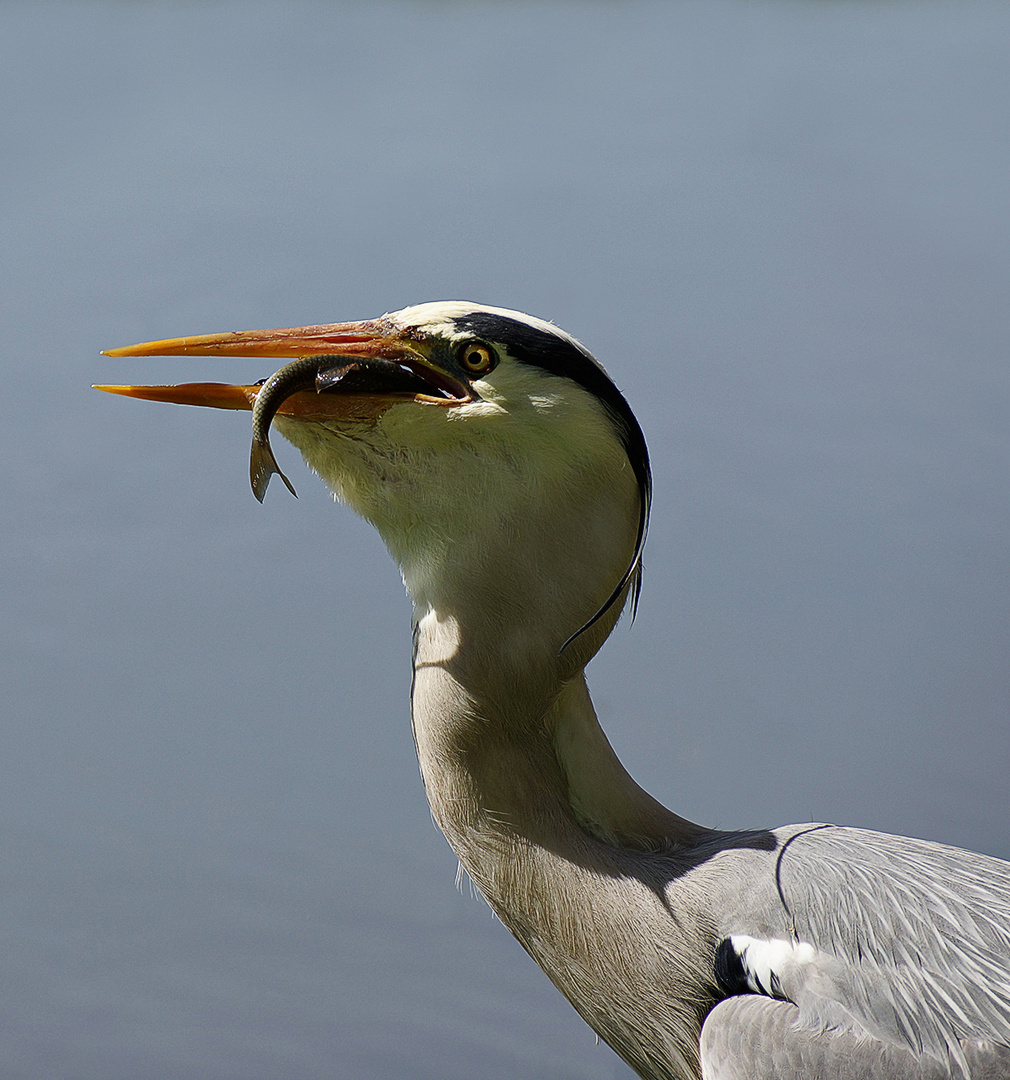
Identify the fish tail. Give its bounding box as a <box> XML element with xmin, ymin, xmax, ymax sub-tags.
<box><xmin>250</xmin><ymin>437</ymin><xmax>297</xmax><ymax>502</ymax></box>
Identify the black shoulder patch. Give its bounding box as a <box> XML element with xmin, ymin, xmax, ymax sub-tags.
<box><xmin>714</xmin><ymin>938</ymin><xmax>750</xmax><ymax>997</ymax></box>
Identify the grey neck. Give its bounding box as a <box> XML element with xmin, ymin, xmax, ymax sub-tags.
<box><xmin>408</xmin><ymin>608</ymin><xmax>715</xmax><ymax>1080</ymax></box>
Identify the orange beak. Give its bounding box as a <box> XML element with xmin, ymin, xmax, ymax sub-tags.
<box><xmin>95</xmin><ymin>317</ymin><xmax>478</xmax><ymax>501</ymax></box>
<box><xmin>94</xmin><ymin>317</ymin><xmax>469</xmax><ymax>419</ymax></box>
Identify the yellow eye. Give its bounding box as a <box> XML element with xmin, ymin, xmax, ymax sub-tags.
<box><xmin>459</xmin><ymin>341</ymin><xmax>495</xmax><ymax>375</ymax></box>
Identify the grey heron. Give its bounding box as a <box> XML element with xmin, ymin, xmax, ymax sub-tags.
<box><xmin>98</xmin><ymin>302</ymin><xmax>1010</xmax><ymax>1079</ymax></box>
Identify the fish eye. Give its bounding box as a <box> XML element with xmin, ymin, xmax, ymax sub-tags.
<box><xmin>459</xmin><ymin>341</ymin><xmax>496</xmax><ymax>375</ymax></box>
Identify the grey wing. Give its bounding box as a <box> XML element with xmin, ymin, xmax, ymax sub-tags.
<box><xmin>701</xmin><ymin>997</ymin><xmax>1010</xmax><ymax>1080</ymax></box>
<box><xmin>719</xmin><ymin>825</ymin><xmax>1010</xmax><ymax>1076</ymax></box>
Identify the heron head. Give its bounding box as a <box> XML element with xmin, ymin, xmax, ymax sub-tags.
<box><xmin>99</xmin><ymin>302</ymin><xmax>650</xmax><ymax>667</ymax></box>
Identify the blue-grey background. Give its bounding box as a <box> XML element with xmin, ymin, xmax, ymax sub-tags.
<box><xmin>3</xmin><ymin>2</ymin><xmax>1009</xmax><ymax>1077</ymax></box>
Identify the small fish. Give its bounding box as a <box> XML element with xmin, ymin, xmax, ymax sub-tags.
<box><xmin>249</xmin><ymin>357</ymin><xmax>375</xmax><ymax>502</ymax></box>
<box><xmin>249</xmin><ymin>357</ymin><xmax>321</xmax><ymax>502</ymax></box>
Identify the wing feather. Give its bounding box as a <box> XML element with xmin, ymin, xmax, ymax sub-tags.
<box><xmin>757</xmin><ymin>826</ymin><xmax>1010</xmax><ymax>1072</ymax></box>
<box><xmin>700</xmin><ymin>996</ymin><xmax>1010</xmax><ymax>1080</ymax></box>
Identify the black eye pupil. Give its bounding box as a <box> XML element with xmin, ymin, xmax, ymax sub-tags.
<box><xmin>464</xmin><ymin>345</ymin><xmax>490</xmax><ymax>371</ymax></box>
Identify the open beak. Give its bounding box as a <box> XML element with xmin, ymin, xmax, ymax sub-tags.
<box><xmin>95</xmin><ymin>317</ymin><xmax>473</xmax><ymax>419</ymax></box>
<box><xmin>96</xmin><ymin>317</ymin><xmax>476</xmax><ymax>501</ymax></box>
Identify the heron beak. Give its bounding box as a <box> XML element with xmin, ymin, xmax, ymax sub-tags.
<box><xmin>94</xmin><ymin>318</ymin><xmax>473</xmax><ymax>416</ymax></box>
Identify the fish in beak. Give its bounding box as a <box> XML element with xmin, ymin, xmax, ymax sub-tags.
<box><xmin>96</xmin><ymin>319</ymin><xmax>476</xmax><ymax>501</ymax></box>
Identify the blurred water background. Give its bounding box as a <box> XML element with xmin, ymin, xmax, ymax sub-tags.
<box><xmin>3</xmin><ymin>2</ymin><xmax>1009</xmax><ymax>1077</ymax></box>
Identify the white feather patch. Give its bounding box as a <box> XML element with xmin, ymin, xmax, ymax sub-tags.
<box><xmin>730</xmin><ymin>934</ymin><xmax>817</xmax><ymax>998</ymax></box>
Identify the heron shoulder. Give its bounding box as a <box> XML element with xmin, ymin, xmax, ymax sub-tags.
<box><xmin>709</xmin><ymin>824</ymin><xmax>1010</xmax><ymax>1074</ymax></box>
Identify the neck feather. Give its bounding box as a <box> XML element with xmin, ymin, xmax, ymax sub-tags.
<box><xmin>410</xmin><ymin>608</ymin><xmax>705</xmax><ymax>876</ymax></box>
<box><xmin>409</xmin><ymin>609</ymin><xmax>712</xmax><ymax>1080</ymax></box>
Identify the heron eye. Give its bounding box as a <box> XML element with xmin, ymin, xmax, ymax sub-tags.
<box><xmin>459</xmin><ymin>342</ymin><xmax>496</xmax><ymax>375</ymax></box>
